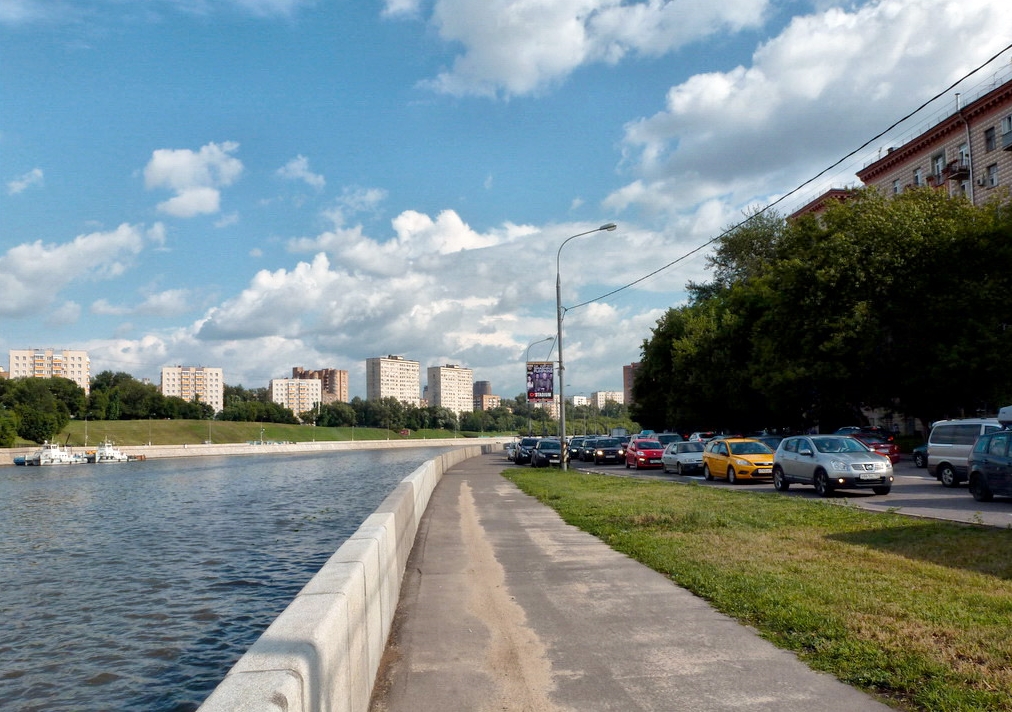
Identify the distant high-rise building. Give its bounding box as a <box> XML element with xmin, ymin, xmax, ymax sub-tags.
<box><xmin>473</xmin><ymin>380</ymin><xmax>492</xmax><ymax>397</ymax></box>
<box><xmin>623</xmin><ymin>363</ymin><xmax>640</xmax><ymax>408</ymax></box>
<box><xmin>474</xmin><ymin>393</ymin><xmax>501</xmax><ymax>411</ymax></box>
<box><xmin>160</xmin><ymin>365</ymin><xmax>224</xmax><ymax>413</ymax></box>
<box><xmin>366</xmin><ymin>355</ymin><xmax>420</xmax><ymax>406</ymax></box>
<box><xmin>591</xmin><ymin>391</ymin><xmax>624</xmax><ymax>408</ymax></box>
<box><xmin>427</xmin><ymin>364</ymin><xmax>474</xmax><ymax>416</ymax></box>
<box><xmin>270</xmin><ymin>378</ymin><xmax>322</xmax><ymax>418</ymax></box>
<box><xmin>8</xmin><ymin>348</ymin><xmax>91</xmax><ymax>395</ymax></box>
<box><xmin>292</xmin><ymin>366</ymin><xmax>349</xmax><ymax>403</ymax></box>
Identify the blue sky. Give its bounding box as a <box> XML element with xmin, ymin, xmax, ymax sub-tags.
<box><xmin>2</xmin><ymin>0</ymin><xmax>1011</xmax><ymax>400</ymax></box>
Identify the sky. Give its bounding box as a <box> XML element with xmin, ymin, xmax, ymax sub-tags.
<box><xmin>2</xmin><ymin>0</ymin><xmax>1012</xmax><ymax>401</ymax></box>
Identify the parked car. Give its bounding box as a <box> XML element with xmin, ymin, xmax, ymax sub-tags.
<box><xmin>928</xmin><ymin>417</ymin><xmax>1001</xmax><ymax>487</ymax></box>
<box><xmin>702</xmin><ymin>438</ymin><xmax>775</xmax><ymax>483</ymax></box>
<box><xmin>587</xmin><ymin>437</ymin><xmax>623</xmax><ymax>465</ymax></box>
<box><xmin>851</xmin><ymin>433</ymin><xmax>901</xmax><ymax>463</ymax></box>
<box><xmin>754</xmin><ymin>435</ymin><xmax>784</xmax><ymax>452</ymax></box>
<box><xmin>912</xmin><ymin>444</ymin><xmax>928</xmax><ymax>468</ymax></box>
<box><xmin>625</xmin><ymin>438</ymin><xmax>664</xmax><ymax>469</ymax></box>
<box><xmin>661</xmin><ymin>440</ymin><xmax>705</xmax><ymax>475</ymax></box>
<box><xmin>834</xmin><ymin>425</ymin><xmax>895</xmax><ymax>441</ymax></box>
<box><xmin>656</xmin><ymin>433</ymin><xmax>684</xmax><ymax>446</ymax></box>
<box><xmin>569</xmin><ymin>436</ymin><xmax>588</xmax><ymax>461</ymax></box>
<box><xmin>772</xmin><ymin>435</ymin><xmax>894</xmax><ymax>496</ymax></box>
<box><xmin>514</xmin><ymin>437</ymin><xmax>540</xmax><ymax>465</ymax></box>
<box><xmin>504</xmin><ymin>441</ymin><xmax>517</xmax><ymax>461</ymax></box>
<box><xmin>687</xmin><ymin>431</ymin><xmax>716</xmax><ymax>442</ymax></box>
<box><xmin>967</xmin><ymin>429</ymin><xmax>1012</xmax><ymax>501</ymax></box>
<box><xmin>531</xmin><ymin>438</ymin><xmax>565</xmax><ymax>468</ymax></box>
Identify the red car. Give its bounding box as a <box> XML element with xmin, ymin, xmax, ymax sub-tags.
<box><xmin>852</xmin><ymin>433</ymin><xmax>901</xmax><ymax>463</ymax></box>
<box><xmin>625</xmin><ymin>438</ymin><xmax>664</xmax><ymax>469</ymax></box>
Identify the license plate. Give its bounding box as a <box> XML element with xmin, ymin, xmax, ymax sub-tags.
<box><xmin>859</xmin><ymin>473</ymin><xmax>879</xmax><ymax>480</ymax></box>
<box><xmin>757</xmin><ymin>468</ymin><xmax>772</xmax><ymax>474</ymax></box>
<box><xmin>650</xmin><ymin>459</ymin><xmax>661</xmax><ymax>464</ymax></box>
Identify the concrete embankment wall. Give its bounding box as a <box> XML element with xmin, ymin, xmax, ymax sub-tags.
<box><xmin>196</xmin><ymin>444</ymin><xmax>491</xmax><ymax>712</ymax></box>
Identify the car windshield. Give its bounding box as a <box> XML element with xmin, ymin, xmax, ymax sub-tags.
<box><xmin>520</xmin><ymin>438</ymin><xmax>538</xmax><ymax>446</ymax></box>
<box><xmin>729</xmin><ymin>441</ymin><xmax>773</xmax><ymax>455</ymax></box>
<box><xmin>856</xmin><ymin>434</ymin><xmax>888</xmax><ymax>444</ymax></box>
<box><xmin>679</xmin><ymin>442</ymin><xmax>704</xmax><ymax>453</ymax></box>
<box><xmin>595</xmin><ymin>438</ymin><xmax>618</xmax><ymax>446</ymax></box>
<box><xmin>539</xmin><ymin>441</ymin><xmax>561</xmax><ymax>451</ymax></box>
<box><xmin>638</xmin><ymin>441</ymin><xmax>662</xmax><ymax>449</ymax></box>
<box><xmin>812</xmin><ymin>437</ymin><xmax>868</xmax><ymax>453</ymax></box>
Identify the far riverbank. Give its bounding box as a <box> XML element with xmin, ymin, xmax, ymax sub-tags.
<box><xmin>1</xmin><ymin>437</ymin><xmax>510</xmax><ymax>467</ymax></box>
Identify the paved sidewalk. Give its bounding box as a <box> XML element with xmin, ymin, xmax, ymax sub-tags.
<box><xmin>369</xmin><ymin>453</ymin><xmax>892</xmax><ymax>712</ymax></box>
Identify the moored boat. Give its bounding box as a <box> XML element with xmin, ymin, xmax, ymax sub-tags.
<box><xmin>23</xmin><ymin>441</ymin><xmax>87</xmax><ymax>466</ymax></box>
<box><xmin>88</xmin><ymin>440</ymin><xmax>132</xmax><ymax>464</ymax></box>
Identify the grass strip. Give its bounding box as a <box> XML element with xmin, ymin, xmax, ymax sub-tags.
<box><xmin>504</xmin><ymin>468</ymin><xmax>1012</xmax><ymax>711</ymax></box>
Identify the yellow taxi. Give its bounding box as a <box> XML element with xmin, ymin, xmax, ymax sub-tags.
<box><xmin>701</xmin><ymin>438</ymin><xmax>776</xmax><ymax>484</ymax></box>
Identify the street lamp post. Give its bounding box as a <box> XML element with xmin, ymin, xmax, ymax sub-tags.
<box><xmin>557</xmin><ymin>223</ymin><xmax>617</xmax><ymax>470</ymax></box>
<box><xmin>524</xmin><ymin>336</ymin><xmax>554</xmax><ymax>435</ymax></box>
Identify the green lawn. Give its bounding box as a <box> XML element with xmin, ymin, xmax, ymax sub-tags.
<box><xmin>505</xmin><ymin>468</ymin><xmax>1012</xmax><ymax>712</ymax></box>
<box><xmin>13</xmin><ymin>420</ymin><xmax>499</xmax><ymax>447</ymax></box>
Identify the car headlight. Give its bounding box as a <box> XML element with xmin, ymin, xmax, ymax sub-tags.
<box><xmin>829</xmin><ymin>459</ymin><xmax>850</xmax><ymax>472</ymax></box>
<box><xmin>734</xmin><ymin>458</ymin><xmax>750</xmax><ymax>467</ymax></box>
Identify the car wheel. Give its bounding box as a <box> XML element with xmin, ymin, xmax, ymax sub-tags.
<box><xmin>773</xmin><ymin>465</ymin><xmax>790</xmax><ymax>491</ymax></box>
<box><xmin>727</xmin><ymin>466</ymin><xmax>737</xmax><ymax>484</ymax></box>
<box><xmin>969</xmin><ymin>473</ymin><xmax>994</xmax><ymax>502</ymax></box>
<box><xmin>675</xmin><ymin>462</ymin><xmax>682</xmax><ymax>476</ymax></box>
<box><xmin>872</xmin><ymin>486</ymin><xmax>891</xmax><ymax>495</ymax></box>
<box><xmin>662</xmin><ymin>461</ymin><xmax>670</xmax><ymax>473</ymax></box>
<box><xmin>913</xmin><ymin>451</ymin><xmax>927</xmax><ymax>468</ymax></box>
<box><xmin>703</xmin><ymin>464</ymin><xmax>713</xmax><ymax>481</ymax></box>
<box><xmin>814</xmin><ymin>470</ymin><xmax>832</xmax><ymax>497</ymax></box>
<box><xmin>938</xmin><ymin>463</ymin><xmax>959</xmax><ymax>488</ymax></box>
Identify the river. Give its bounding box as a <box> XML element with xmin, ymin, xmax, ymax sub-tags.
<box><xmin>0</xmin><ymin>447</ymin><xmax>452</xmax><ymax>711</ymax></box>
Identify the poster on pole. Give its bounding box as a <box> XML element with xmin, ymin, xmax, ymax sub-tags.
<box><xmin>527</xmin><ymin>361</ymin><xmax>554</xmax><ymax>401</ymax></box>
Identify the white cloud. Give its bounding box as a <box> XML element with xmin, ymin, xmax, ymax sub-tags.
<box><xmin>7</xmin><ymin>167</ymin><xmax>44</xmax><ymax>194</ymax></box>
<box><xmin>144</xmin><ymin>141</ymin><xmax>243</xmax><ymax>218</ymax></box>
<box><xmin>277</xmin><ymin>155</ymin><xmax>325</xmax><ymax>190</ymax></box>
<box><xmin>609</xmin><ymin>0</ymin><xmax>1012</xmax><ymax>218</ymax></box>
<box><xmin>422</xmin><ymin>0</ymin><xmax>767</xmax><ymax>98</ymax></box>
<box><xmin>0</xmin><ymin>224</ymin><xmax>148</xmax><ymax>318</ymax></box>
<box><xmin>381</xmin><ymin>0</ymin><xmax>421</xmax><ymax>18</ymax></box>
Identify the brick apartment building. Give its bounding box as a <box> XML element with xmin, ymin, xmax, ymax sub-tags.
<box><xmin>292</xmin><ymin>366</ymin><xmax>349</xmax><ymax>404</ymax></box>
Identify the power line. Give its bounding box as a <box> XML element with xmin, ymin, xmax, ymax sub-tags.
<box><xmin>567</xmin><ymin>41</ymin><xmax>1012</xmax><ymax>315</ymax></box>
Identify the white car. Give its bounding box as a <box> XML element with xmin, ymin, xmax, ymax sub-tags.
<box><xmin>773</xmin><ymin>435</ymin><xmax>894</xmax><ymax>497</ymax></box>
<box><xmin>661</xmin><ymin>441</ymin><xmax>705</xmax><ymax>475</ymax></box>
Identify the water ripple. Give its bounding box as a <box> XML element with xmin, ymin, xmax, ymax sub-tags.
<box><xmin>0</xmin><ymin>447</ymin><xmax>448</xmax><ymax>711</ymax></box>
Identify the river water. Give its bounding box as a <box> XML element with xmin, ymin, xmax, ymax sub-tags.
<box><xmin>0</xmin><ymin>447</ymin><xmax>452</xmax><ymax>712</ymax></box>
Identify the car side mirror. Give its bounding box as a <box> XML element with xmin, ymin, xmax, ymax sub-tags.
<box><xmin>799</xmin><ymin>447</ymin><xmax>813</xmax><ymax>457</ymax></box>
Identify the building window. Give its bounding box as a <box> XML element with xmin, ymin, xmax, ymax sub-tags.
<box><xmin>913</xmin><ymin>167</ymin><xmax>923</xmax><ymax>186</ymax></box>
<box><xmin>985</xmin><ymin>127</ymin><xmax>997</xmax><ymax>152</ymax></box>
<box><xmin>987</xmin><ymin>163</ymin><xmax>999</xmax><ymax>187</ymax></box>
<box><xmin>958</xmin><ymin>143</ymin><xmax>970</xmax><ymax>166</ymax></box>
<box><xmin>892</xmin><ymin>179</ymin><xmax>900</xmax><ymax>194</ymax></box>
<box><xmin>1003</xmin><ymin>115</ymin><xmax>1012</xmax><ymax>135</ymax></box>
<box><xmin>932</xmin><ymin>153</ymin><xmax>945</xmax><ymax>177</ymax></box>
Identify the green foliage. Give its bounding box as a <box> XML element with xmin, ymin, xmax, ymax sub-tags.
<box><xmin>633</xmin><ymin>190</ymin><xmax>1012</xmax><ymax>432</ymax></box>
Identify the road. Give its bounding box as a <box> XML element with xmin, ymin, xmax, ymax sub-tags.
<box><xmin>557</xmin><ymin>457</ymin><xmax>1012</xmax><ymax>529</ymax></box>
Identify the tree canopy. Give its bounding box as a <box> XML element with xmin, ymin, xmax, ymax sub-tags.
<box><xmin>632</xmin><ymin>188</ymin><xmax>1012</xmax><ymax>434</ymax></box>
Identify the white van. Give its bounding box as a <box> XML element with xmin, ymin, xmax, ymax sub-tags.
<box><xmin>928</xmin><ymin>417</ymin><xmax>1001</xmax><ymax>487</ymax></box>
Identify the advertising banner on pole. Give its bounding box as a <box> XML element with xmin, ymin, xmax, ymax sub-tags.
<box><xmin>526</xmin><ymin>361</ymin><xmax>554</xmax><ymax>401</ymax></box>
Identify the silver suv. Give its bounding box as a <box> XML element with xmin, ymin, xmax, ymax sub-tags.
<box><xmin>773</xmin><ymin>435</ymin><xmax>894</xmax><ymax>497</ymax></box>
<box><xmin>928</xmin><ymin>418</ymin><xmax>1001</xmax><ymax>487</ymax></box>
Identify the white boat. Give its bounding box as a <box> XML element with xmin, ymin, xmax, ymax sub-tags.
<box><xmin>90</xmin><ymin>440</ymin><xmax>132</xmax><ymax>464</ymax></box>
<box><xmin>24</xmin><ymin>441</ymin><xmax>87</xmax><ymax>466</ymax></box>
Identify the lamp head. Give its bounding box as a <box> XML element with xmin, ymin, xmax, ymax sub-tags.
<box><xmin>600</xmin><ymin>223</ymin><xmax>617</xmax><ymax>231</ymax></box>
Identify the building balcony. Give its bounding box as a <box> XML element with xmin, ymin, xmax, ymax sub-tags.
<box><xmin>943</xmin><ymin>160</ymin><xmax>971</xmax><ymax>181</ymax></box>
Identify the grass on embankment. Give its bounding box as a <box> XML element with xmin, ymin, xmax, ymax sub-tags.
<box><xmin>16</xmin><ymin>420</ymin><xmax>499</xmax><ymax>448</ymax></box>
<box><xmin>505</xmin><ymin>468</ymin><xmax>1012</xmax><ymax>712</ymax></box>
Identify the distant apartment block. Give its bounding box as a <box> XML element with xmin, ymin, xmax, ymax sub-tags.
<box><xmin>474</xmin><ymin>393</ymin><xmax>501</xmax><ymax>411</ymax></box>
<box><xmin>292</xmin><ymin>366</ymin><xmax>349</xmax><ymax>404</ymax></box>
<box><xmin>8</xmin><ymin>348</ymin><xmax>91</xmax><ymax>395</ymax></box>
<box><xmin>159</xmin><ymin>365</ymin><xmax>224</xmax><ymax>413</ymax></box>
<box><xmin>591</xmin><ymin>391</ymin><xmax>624</xmax><ymax>408</ymax></box>
<box><xmin>857</xmin><ymin>76</ymin><xmax>1012</xmax><ymax>205</ymax></box>
<box><xmin>623</xmin><ymin>363</ymin><xmax>640</xmax><ymax>408</ymax></box>
<box><xmin>366</xmin><ymin>355</ymin><xmax>420</xmax><ymax>406</ymax></box>
<box><xmin>568</xmin><ymin>395</ymin><xmax>590</xmax><ymax>407</ymax></box>
<box><xmin>270</xmin><ymin>378</ymin><xmax>322</xmax><ymax>418</ymax></box>
<box><xmin>427</xmin><ymin>364</ymin><xmax>474</xmax><ymax>416</ymax></box>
